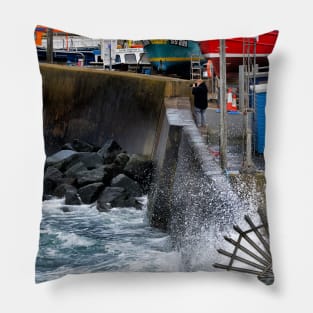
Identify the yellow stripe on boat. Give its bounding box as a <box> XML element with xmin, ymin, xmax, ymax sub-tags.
<box><xmin>149</xmin><ymin>40</ymin><xmax>168</xmax><ymax>45</ymax></box>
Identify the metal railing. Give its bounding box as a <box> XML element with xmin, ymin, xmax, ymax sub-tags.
<box><xmin>213</xmin><ymin>214</ymin><xmax>274</xmax><ymax>285</ymax></box>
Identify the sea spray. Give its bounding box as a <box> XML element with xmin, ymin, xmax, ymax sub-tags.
<box><xmin>169</xmin><ymin>130</ymin><xmax>264</xmax><ymax>271</ymax></box>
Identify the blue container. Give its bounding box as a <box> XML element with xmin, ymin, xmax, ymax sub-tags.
<box><xmin>249</xmin><ymin>84</ymin><xmax>267</xmax><ymax>154</ymax></box>
<box><xmin>255</xmin><ymin>92</ymin><xmax>267</xmax><ymax>154</ymax></box>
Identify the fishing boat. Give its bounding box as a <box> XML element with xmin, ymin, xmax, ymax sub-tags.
<box><xmin>199</xmin><ymin>30</ymin><xmax>279</xmax><ymax>76</ymax></box>
<box><xmin>143</xmin><ymin>39</ymin><xmax>203</xmax><ymax>77</ymax></box>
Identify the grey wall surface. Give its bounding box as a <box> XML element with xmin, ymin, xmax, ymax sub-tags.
<box><xmin>40</xmin><ymin>64</ymin><xmax>191</xmax><ymax>156</ymax></box>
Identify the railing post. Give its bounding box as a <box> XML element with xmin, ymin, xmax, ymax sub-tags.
<box><xmin>46</xmin><ymin>28</ymin><xmax>53</xmax><ymax>64</ymax></box>
<box><xmin>219</xmin><ymin>39</ymin><xmax>227</xmax><ymax>170</ymax></box>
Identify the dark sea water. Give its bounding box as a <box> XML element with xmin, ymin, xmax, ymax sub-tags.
<box><xmin>36</xmin><ymin>175</ymin><xmax>263</xmax><ymax>283</ymax></box>
<box><xmin>35</xmin><ymin>197</ymin><xmax>182</xmax><ymax>283</ymax></box>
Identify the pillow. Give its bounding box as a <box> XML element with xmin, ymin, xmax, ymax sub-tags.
<box><xmin>35</xmin><ymin>25</ymin><xmax>278</xmax><ymax>285</ymax></box>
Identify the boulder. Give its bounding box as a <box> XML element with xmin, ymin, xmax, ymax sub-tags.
<box><xmin>65</xmin><ymin>188</ymin><xmax>81</xmax><ymax>205</ymax></box>
<box><xmin>64</xmin><ymin>161</ymin><xmax>88</xmax><ymax>178</ymax></box>
<box><xmin>102</xmin><ymin>163</ymin><xmax>123</xmax><ymax>179</ymax></box>
<box><xmin>71</xmin><ymin>139</ymin><xmax>94</xmax><ymax>152</ymax></box>
<box><xmin>79</xmin><ymin>152</ymin><xmax>104</xmax><ymax>169</ymax></box>
<box><xmin>59</xmin><ymin>177</ymin><xmax>76</xmax><ymax>186</ymax></box>
<box><xmin>62</xmin><ymin>152</ymin><xmax>104</xmax><ymax>172</ymax></box>
<box><xmin>45</xmin><ymin>150</ymin><xmax>78</xmax><ymax>167</ymax></box>
<box><xmin>45</xmin><ymin>152</ymin><xmax>82</xmax><ymax>172</ymax></box>
<box><xmin>123</xmin><ymin>154</ymin><xmax>154</xmax><ymax>192</ymax></box>
<box><xmin>96</xmin><ymin>187</ymin><xmax>125</xmax><ymax>212</ymax></box>
<box><xmin>97</xmin><ymin>139</ymin><xmax>122</xmax><ymax>163</ymax></box>
<box><xmin>78</xmin><ymin>182</ymin><xmax>104</xmax><ymax>204</ymax></box>
<box><xmin>42</xmin><ymin>194</ymin><xmax>54</xmax><ymax>201</ymax></box>
<box><xmin>60</xmin><ymin>206</ymin><xmax>72</xmax><ymax>213</ymax></box>
<box><xmin>96</xmin><ymin>187</ymin><xmax>140</xmax><ymax>212</ymax></box>
<box><xmin>111</xmin><ymin>174</ymin><xmax>142</xmax><ymax>197</ymax></box>
<box><xmin>43</xmin><ymin>166</ymin><xmax>64</xmax><ymax>195</ymax></box>
<box><xmin>44</xmin><ymin>166</ymin><xmax>63</xmax><ymax>181</ymax></box>
<box><xmin>54</xmin><ymin>183</ymin><xmax>77</xmax><ymax>198</ymax></box>
<box><xmin>61</xmin><ymin>143</ymin><xmax>74</xmax><ymax>151</ymax></box>
<box><xmin>76</xmin><ymin>166</ymin><xmax>110</xmax><ymax>186</ymax></box>
<box><xmin>114</xmin><ymin>153</ymin><xmax>130</xmax><ymax>168</ymax></box>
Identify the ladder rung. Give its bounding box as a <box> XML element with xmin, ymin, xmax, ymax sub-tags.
<box><xmin>190</xmin><ymin>55</ymin><xmax>202</xmax><ymax>80</ymax></box>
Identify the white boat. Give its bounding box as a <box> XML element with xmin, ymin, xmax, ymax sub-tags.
<box><xmin>91</xmin><ymin>46</ymin><xmax>151</xmax><ymax>72</ymax></box>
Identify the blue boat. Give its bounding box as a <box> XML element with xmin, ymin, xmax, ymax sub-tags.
<box><xmin>142</xmin><ymin>39</ymin><xmax>203</xmax><ymax>77</ymax></box>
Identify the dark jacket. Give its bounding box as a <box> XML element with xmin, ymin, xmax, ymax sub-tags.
<box><xmin>192</xmin><ymin>82</ymin><xmax>208</xmax><ymax>110</ymax></box>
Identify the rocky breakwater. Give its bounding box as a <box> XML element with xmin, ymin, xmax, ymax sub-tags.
<box><xmin>42</xmin><ymin>139</ymin><xmax>154</xmax><ymax>212</ymax></box>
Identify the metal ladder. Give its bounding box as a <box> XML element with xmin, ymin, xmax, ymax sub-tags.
<box><xmin>190</xmin><ymin>55</ymin><xmax>202</xmax><ymax>80</ymax></box>
<box><xmin>240</xmin><ymin>37</ymin><xmax>257</xmax><ymax>172</ymax></box>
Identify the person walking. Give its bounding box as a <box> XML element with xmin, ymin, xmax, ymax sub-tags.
<box><xmin>192</xmin><ymin>79</ymin><xmax>208</xmax><ymax>128</ymax></box>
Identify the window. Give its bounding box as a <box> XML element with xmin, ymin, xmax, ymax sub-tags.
<box><xmin>125</xmin><ymin>54</ymin><xmax>137</xmax><ymax>64</ymax></box>
<box><xmin>115</xmin><ymin>54</ymin><xmax>121</xmax><ymax>63</ymax></box>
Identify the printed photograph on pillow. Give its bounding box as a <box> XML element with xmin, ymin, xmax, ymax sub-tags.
<box><xmin>34</xmin><ymin>25</ymin><xmax>278</xmax><ymax>284</ymax></box>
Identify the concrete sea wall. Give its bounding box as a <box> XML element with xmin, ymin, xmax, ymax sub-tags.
<box><xmin>40</xmin><ymin>64</ymin><xmax>191</xmax><ymax>156</ymax></box>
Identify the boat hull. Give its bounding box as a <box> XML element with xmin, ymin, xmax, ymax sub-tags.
<box><xmin>143</xmin><ymin>39</ymin><xmax>203</xmax><ymax>77</ymax></box>
<box><xmin>199</xmin><ymin>30</ymin><xmax>278</xmax><ymax>76</ymax></box>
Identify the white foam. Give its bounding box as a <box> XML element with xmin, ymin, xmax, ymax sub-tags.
<box><xmin>42</xmin><ymin>198</ymin><xmax>98</xmax><ymax>216</ymax></box>
<box><xmin>57</xmin><ymin>232</ymin><xmax>96</xmax><ymax>248</ymax></box>
<box><xmin>127</xmin><ymin>250</ymin><xmax>182</xmax><ymax>272</ymax></box>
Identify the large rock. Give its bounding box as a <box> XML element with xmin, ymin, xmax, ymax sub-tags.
<box><xmin>65</xmin><ymin>188</ymin><xmax>81</xmax><ymax>205</ymax></box>
<box><xmin>45</xmin><ymin>150</ymin><xmax>78</xmax><ymax>167</ymax></box>
<box><xmin>45</xmin><ymin>151</ymin><xmax>81</xmax><ymax>172</ymax></box>
<box><xmin>97</xmin><ymin>139</ymin><xmax>122</xmax><ymax>163</ymax></box>
<box><xmin>123</xmin><ymin>154</ymin><xmax>154</xmax><ymax>192</ymax></box>
<box><xmin>96</xmin><ymin>187</ymin><xmax>140</xmax><ymax>212</ymax></box>
<box><xmin>64</xmin><ymin>161</ymin><xmax>88</xmax><ymax>178</ymax></box>
<box><xmin>44</xmin><ymin>166</ymin><xmax>63</xmax><ymax>181</ymax></box>
<box><xmin>60</xmin><ymin>152</ymin><xmax>103</xmax><ymax>172</ymax></box>
<box><xmin>96</xmin><ymin>187</ymin><xmax>124</xmax><ymax>212</ymax></box>
<box><xmin>79</xmin><ymin>153</ymin><xmax>104</xmax><ymax>169</ymax></box>
<box><xmin>76</xmin><ymin>166</ymin><xmax>110</xmax><ymax>186</ymax></box>
<box><xmin>61</xmin><ymin>143</ymin><xmax>74</xmax><ymax>151</ymax></box>
<box><xmin>78</xmin><ymin>182</ymin><xmax>104</xmax><ymax>204</ymax></box>
<box><xmin>43</xmin><ymin>166</ymin><xmax>64</xmax><ymax>195</ymax></box>
<box><xmin>111</xmin><ymin>174</ymin><xmax>142</xmax><ymax>197</ymax></box>
<box><xmin>71</xmin><ymin>139</ymin><xmax>94</xmax><ymax>152</ymax></box>
<box><xmin>102</xmin><ymin>163</ymin><xmax>123</xmax><ymax>179</ymax></box>
<box><xmin>114</xmin><ymin>153</ymin><xmax>130</xmax><ymax>168</ymax></box>
<box><xmin>54</xmin><ymin>183</ymin><xmax>77</xmax><ymax>198</ymax></box>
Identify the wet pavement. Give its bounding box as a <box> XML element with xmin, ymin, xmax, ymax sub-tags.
<box><xmin>199</xmin><ymin>104</ymin><xmax>265</xmax><ymax>173</ymax></box>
